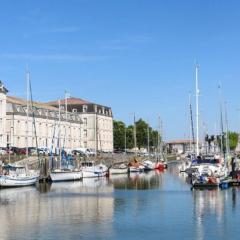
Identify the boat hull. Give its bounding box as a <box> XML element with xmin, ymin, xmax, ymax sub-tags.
<box><xmin>82</xmin><ymin>164</ymin><xmax>108</xmax><ymax>178</ymax></box>
<box><xmin>109</xmin><ymin>167</ymin><xmax>128</xmax><ymax>174</ymax></box>
<box><xmin>129</xmin><ymin>166</ymin><xmax>145</xmax><ymax>172</ymax></box>
<box><xmin>50</xmin><ymin>171</ymin><xmax>82</xmax><ymax>182</ymax></box>
<box><xmin>0</xmin><ymin>175</ymin><xmax>38</xmax><ymax>187</ymax></box>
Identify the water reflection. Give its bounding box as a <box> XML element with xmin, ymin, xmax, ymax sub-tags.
<box><xmin>1</xmin><ymin>164</ymin><xmax>240</xmax><ymax>240</ymax></box>
<box><xmin>109</xmin><ymin>170</ymin><xmax>164</xmax><ymax>190</ymax></box>
<box><xmin>0</xmin><ymin>180</ymin><xmax>115</xmax><ymax>240</ymax></box>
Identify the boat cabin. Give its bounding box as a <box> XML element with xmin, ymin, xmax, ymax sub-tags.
<box><xmin>81</xmin><ymin>161</ymin><xmax>94</xmax><ymax>167</ymax></box>
<box><xmin>2</xmin><ymin>164</ymin><xmax>26</xmax><ymax>175</ymax></box>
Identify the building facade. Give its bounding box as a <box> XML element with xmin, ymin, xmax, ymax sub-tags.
<box><xmin>167</xmin><ymin>140</ymin><xmax>196</xmax><ymax>154</ymax></box>
<box><xmin>0</xmin><ymin>81</ymin><xmax>113</xmax><ymax>152</ymax></box>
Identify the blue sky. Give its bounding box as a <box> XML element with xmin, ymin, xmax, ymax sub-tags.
<box><xmin>0</xmin><ymin>0</ymin><xmax>240</xmax><ymax>140</ymax></box>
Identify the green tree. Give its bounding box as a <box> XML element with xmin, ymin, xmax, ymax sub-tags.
<box><xmin>216</xmin><ymin>131</ymin><xmax>239</xmax><ymax>151</ymax></box>
<box><xmin>136</xmin><ymin>118</ymin><xmax>148</xmax><ymax>148</ymax></box>
<box><xmin>126</xmin><ymin>125</ymin><xmax>134</xmax><ymax>149</ymax></box>
<box><xmin>229</xmin><ymin>131</ymin><xmax>238</xmax><ymax>150</ymax></box>
<box><xmin>113</xmin><ymin>120</ymin><xmax>126</xmax><ymax>150</ymax></box>
<box><xmin>113</xmin><ymin>118</ymin><xmax>161</xmax><ymax>152</ymax></box>
<box><xmin>150</xmin><ymin>129</ymin><xmax>159</xmax><ymax>150</ymax></box>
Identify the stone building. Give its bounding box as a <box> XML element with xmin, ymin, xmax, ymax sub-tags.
<box><xmin>0</xmin><ymin>81</ymin><xmax>113</xmax><ymax>152</ymax></box>
<box><xmin>167</xmin><ymin>139</ymin><xmax>196</xmax><ymax>154</ymax></box>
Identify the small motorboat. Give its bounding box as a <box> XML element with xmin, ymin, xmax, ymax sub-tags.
<box><xmin>109</xmin><ymin>164</ymin><xmax>128</xmax><ymax>175</ymax></box>
<box><xmin>81</xmin><ymin>161</ymin><xmax>108</xmax><ymax>178</ymax></box>
<box><xmin>142</xmin><ymin>160</ymin><xmax>155</xmax><ymax>171</ymax></box>
<box><xmin>128</xmin><ymin>160</ymin><xmax>145</xmax><ymax>172</ymax></box>
<box><xmin>0</xmin><ymin>164</ymin><xmax>39</xmax><ymax>188</ymax></box>
<box><xmin>191</xmin><ymin>175</ymin><xmax>219</xmax><ymax>189</ymax></box>
<box><xmin>50</xmin><ymin>168</ymin><xmax>83</xmax><ymax>182</ymax></box>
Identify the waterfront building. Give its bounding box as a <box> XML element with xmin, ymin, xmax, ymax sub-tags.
<box><xmin>0</xmin><ymin>81</ymin><xmax>113</xmax><ymax>152</ymax></box>
<box><xmin>47</xmin><ymin>97</ymin><xmax>113</xmax><ymax>152</ymax></box>
<box><xmin>167</xmin><ymin>139</ymin><xmax>196</xmax><ymax>154</ymax></box>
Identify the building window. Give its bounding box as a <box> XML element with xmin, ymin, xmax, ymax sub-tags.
<box><xmin>84</xmin><ymin>141</ymin><xmax>87</xmax><ymax>148</ymax></box>
<box><xmin>83</xmin><ymin>105</ymin><xmax>88</xmax><ymax>113</ymax></box>
<box><xmin>84</xmin><ymin>130</ymin><xmax>87</xmax><ymax>138</ymax></box>
<box><xmin>72</xmin><ymin>108</ymin><xmax>77</xmax><ymax>113</ymax></box>
<box><xmin>83</xmin><ymin>118</ymin><xmax>87</xmax><ymax>126</ymax></box>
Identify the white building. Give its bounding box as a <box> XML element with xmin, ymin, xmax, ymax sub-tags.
<box><xmin>0</xmin><ymin>81</ymin><xmax>113</xmax><ymax>152</ymax></box>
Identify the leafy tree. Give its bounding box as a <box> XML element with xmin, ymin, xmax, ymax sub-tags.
<box><xmin>113</xmin><ymin>118</ymin><xmax>161</xmax><ymax>152</ymax></box>
<box><xmin>113</xmin><ymin>120</ymin><xmax>126</xmax><ymax>150</ymax></box>
<box><xmin>216</xmin><ymin>131</ymin><xmax>239</xmax><ymax>151</ymax></box>
<box><xmin>126</xmin><ymin>125</ymin><xmax>134</xmax><ymax>149</ymax></box>
<box><xmin>136</xmin><ymin>118</ymin><xmax>148</xmax><ymax>148</ymax></box>
<box><xmin>229</xmin><ymin>131</ymin><xmax>238</xmax><ymax>150</ymax></box>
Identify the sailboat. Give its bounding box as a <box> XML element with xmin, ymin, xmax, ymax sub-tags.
<box><xmin>128</xmin><ymin>114</ymin><xmax>145</xmax><ymax>172</ymax></box>
<box><xmin>0</xmin><ymin>164</ymin><xmax>39</xmax><ymax>187</ymax></box>
<box><xmin>80</xmin><ymin>115</ymin><xmax>108</xmax><ymax>178</ymax></box>
<box><xmin>190</xmin><ymin>66</ymin><xmax>228</xmax><ymax>189</ymax></box>
<box><xmin>154</xmin><ymin>117</ymin><xmax>167</xmax><ymax>170</ymax></box>
<box><xmin>49</xmin><ymin>94</ymin><xmax>82</xmax><ymax>182</ymax></box>
<box><xmin>0</xmin><ymin>70</ymin><xmax>40</xmax><ymax>187</ymax></box>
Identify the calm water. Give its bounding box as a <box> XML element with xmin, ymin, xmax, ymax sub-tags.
<box><xmin>1</xmin><ymin>163</ymin><xmax>240</xmax><ymax>240</ymax></box>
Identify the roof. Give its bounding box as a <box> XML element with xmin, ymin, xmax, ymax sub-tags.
<box><xmin>7</xmin><ymin>96</ymin><xmax>59</xmax><ymax>111</ymax></box>
<box><xmin>167</xmin><ymin>139</ymin><xmax>196</xmax><ymax>144</ymax></box>
<box><xmin>47</xmin><ymin>97</ymin><xmax>92</xmax><ymax>106</ymax></box>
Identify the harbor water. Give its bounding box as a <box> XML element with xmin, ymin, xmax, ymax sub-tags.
<box><xmin>1</xmin><ymin>162</ymin><xmax>240</xmax><ymax>240</ymax></box>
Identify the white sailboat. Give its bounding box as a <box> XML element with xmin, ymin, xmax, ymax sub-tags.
<box><xmin>0</xmin><ymin>70</ymin><xmax>40</xmax><ymax>187</ymax></box>
<box><xmin>190</xmin><ymin>66</ymin><xmax>228</xmax><ymax>188</ymax></box>
<box><xmin>81</xmin><ymin>161</ymin><xmax>108</xmax><ymax>178</ymax></box>
<box><xmin>0</xmin><ymin>164</ymin><xmax>39</xmax><ymax>187</ymax></box>
<box><xmin>109</xmin><ymin>163</ymin><xmax>128</xmax><ymax>175</ymax></box>
<box><xmin>50</xmin><ymin>94</ymin><xmax>82</xmax><ymax>182</ymax></box>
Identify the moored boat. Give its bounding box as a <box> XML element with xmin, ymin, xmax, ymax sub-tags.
<box><xmin>142</xmin><ymin>160</ymin><xmax>155</xmax><ymax>171</ymax></box>
<box><xmin>109</xmin><ymin>164</ymin><xmax>128</xmax><ymax>175</ymax></box>
<box><xmin>192</xmin><ymin>175</ymin><xmax>219</xmax><ymax>189</ymax></box>
<box><xmin>128</xmin><ymin>160</ymin><xmax>145</xmax><ymax>172</ymax></box>
<box><xmin>0</xmin><ymin>164</ymin><xmax>39</xmax><ymax>188</ymax></box>
<box><xmin>50</xmin><ymin>169</ymin><xmax>82</xmax><ymax>182</ymax></box>
<box><xmin>81</xmin><ymin>161</ymin><xmax>108</xmax><ymax>178</ymax></box>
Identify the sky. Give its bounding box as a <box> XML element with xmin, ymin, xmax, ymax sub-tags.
<box><xmin>0</xmin><ymin>0</ymin><xmax>240</xmax><ymax>140</ymax></box>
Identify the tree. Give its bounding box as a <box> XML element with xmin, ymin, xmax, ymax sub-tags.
<box><xmin>136</xmin><ymin>118</ymin><xmax>148</xmax><ymax>148</ymax></box>
<box><xmin>126</xmin><ymin>125</ymin><xmax>134</xmax><ymax>149</ymax></box>
<box><xmin>113</xmin><ymin>118</ymin><xmax>161</xmax><ymax>152</ymax></box>
<box><xmin>229</xmin><ymin>131</ymin><xmax>238</xmax><ymax>150</ymax></box>
<box><xmin>216</xmin><ymin>131</ymin><xmax>239</xmax><ymax>151</ymax></box>
<box><xmin>113</xmin><ymin>120</ymin><xmax>126</xmax><ymax>150</ymax></box>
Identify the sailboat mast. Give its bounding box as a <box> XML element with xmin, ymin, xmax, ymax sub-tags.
<box><xmin>58</xmin><ymin>99</ymin><xmax>62</xmax><ymax>169</ymax></box>
<box><xmin>64</xmin><ymin>91</ymin><xmax>68</xmax><ymax>150</ymax></box>
<box><xmin>189</xmin><ymin>93</ymin><xmax>192</xmax><ymax>152</ymax></box>
<box><xmin>195</xmin><ymin>65</ymin><xmax>200</xmax><ymax>156</ymax></box>
<box><xmin>133</xmin><ymin>113</ymin><xmax>137</xmax><ymax>155</ymax></box>
<box><xmin>147</xmin><ymin>122</ymin><xmax>150</xmax><ymax>158</ymax></box>
<box><xmin>124</xmin><ymin>126</ymin><xmax>127</xmax><ymax>154</ymax></box>
<box><xmin>26</xmin><ymin>69</ymin><xmax>30</xmax><ymax>158</ymax></box>
<box><xmin>158</xmin><ymin>116</ymin><xmax>161</xmax><ymax>160</ymax></box>
<box><xmin>218</xmin><ymin>83</ymin><xmax>224</xmax><ymax>156</ymax></box>
<box><xmin>225</xmin><ymin>102</ymin><xmax>229</xmax><ymax>162</ymax></box>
